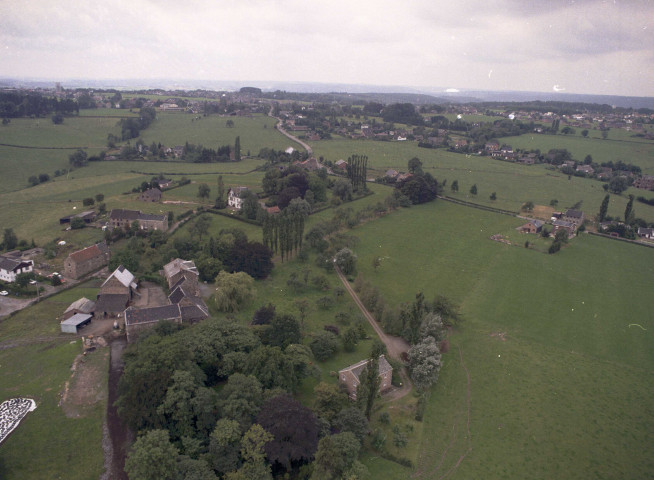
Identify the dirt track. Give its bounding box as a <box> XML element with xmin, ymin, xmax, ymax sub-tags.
<box><xmin>334</xmin><ymin>265</ymin><xmax>413</xmax><ymax>400</ymax></box>
<box><xmin>101</xmin><ymin>335</ymin><xmax>131</xmax><ymax>480</ymax></box>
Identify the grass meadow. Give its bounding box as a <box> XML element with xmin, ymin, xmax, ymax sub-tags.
<box><xmin>310</xmin><ymin>138</ymin><xmax>654</xmax><ymax>223</ymax></box>
<box><xmin>0</xmin><ymin>281</ymin><xmax>107</xmax><ymax>479</ymax></box>
<box><xmin>346</xmin><ymin>200</ymin><xmax>654</xmax><ymax>479</ymax></box>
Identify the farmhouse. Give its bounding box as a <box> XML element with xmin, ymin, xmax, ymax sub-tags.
<box><xmin>157</xmin><ymin>178</ymin><xmax>173</xmax><ymax>189</ymax></box>
<box><xmin>633</xmin><ymin>175</ymin><xmax>654</xmax><ymax>190</ymax></box>
<box><xmin>109</xmin><ymin>209</ymin><xmax>168</xmax><ymax>231</ymax></box>
<box><xmin>63</xmin><ymin>242</ymin><xmax>111</xmax><ymax>279</ymax></box>
<box><xmin>124</xmin><ymin>302</ymin><xmax>208</xmax><ymax>342</ymax></box>
<box><xmin>552</xmin><ymin>219</ymin><xmax>576</xmax><ymax>237</ymax></box>
<box><xmin>334</xmin><ymin>159</ymin><xmax>347</xmax><ymax>171</ymax></box>
<box><xmin>638</xmin><ymin>227</ymin><xmax>654</xmax><ymax>239</ymax></box>
<box><xmin>227</xmin><ymin>187</ymin><xmax>249</xmax><ymax>209</ymax></box>
<box><xmin>519</xmin><ymin>219</ymin><xmax>544</xmax><ymax>234</ymax></box>
<box><xmin>63</xmin><ymin>297</ymin><xmax>96</xmax><ymax>320</ymax></box>
<box><xmin>137</xmin><ymin>188</ymin><xmax>162</xmax><ymax>202</ymax></box>
<box><xmin>563</xmin><ymin>209</ymin><xmax>585</xmax><ymax>225</ymax></box>
<box><xmin>0</xmin><ymin>256</ymin><xmax>34</xmax><ymax>283</ymax></box>
<box><xmin>338</xmin><ymin>355</ymin><xmax>393</xmax><ymax>400</ymax></box>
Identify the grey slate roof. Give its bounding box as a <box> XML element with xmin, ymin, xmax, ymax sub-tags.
<box><xmin>338</xmin><ymin>355</ymin><xmax>393</xmax><ymax>384</ymax></box>
<box><xmin>64</xmin><ymin>297</ymin><xmax>96</xmax><ymax>315</ymax></box>
<box><xmin>94</xmin><ymin>294</ymin><xmax>129</xmax><ymax>313</ymax></box>
<box><xmin>125</xmin><ymin>304</ymin><xmax>182</xmax><ymax>326</ymax></box>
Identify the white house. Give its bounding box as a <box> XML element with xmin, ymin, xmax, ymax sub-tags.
<box><xmin>0</xmin><ymin>256</ymin><xmax>34</xmax><ymax>283</ymax></box>
<box><xmin>227</xmin><ymin>187</ymin><xmax>249</xmax><ymax>209</ymax></box>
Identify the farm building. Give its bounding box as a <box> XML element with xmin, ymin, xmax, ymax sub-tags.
<box><xmin>59</xmin><ymin>210</ymin><xmax>96</xmax><ymax>225</ymax></box>
<box><xmin>60</xmin><ymin>313</ymin><xmax>92</xmax><ymax>334</ymax></box>
<box><xmin>552</xmin><ymin>219</ymin><xmax>576</xmax><ymax>237</ymax></box>
<box><xmin>339</xmin><ymin>355</ymin><xmax>393</xmax><ymax>400</ymax></box>
<box><xmin>137</xmin><ymin>188</ymin><xmax>162</xmax><ymax>202</ymax></box>
<box><xmin>63</xmin><ymin>297</ymin><xmax>96</xmax><ymax>320</ymax></box>
<box><xmin>63</xmin><ymin>242</ymin><xmax>111</xmax><ymax>279</ymax></box>
<box><xmin>124</xmin><ymin>302</ymin><xmax>208</xmax><ymax>342</ymax></box>
<box><xmin>94</xmin><ymin>265</ymin><xmax>138</xmax><ymax>317</ymax></box>
<box><xmin>109</xmin><ymin>209</ymin><xmax>168</xmax><ymax>231</ymax></box>
<box><xmin>519</xmin><ymin>219</ymin><xmax>544</xmax><ymax>234</ymax></box>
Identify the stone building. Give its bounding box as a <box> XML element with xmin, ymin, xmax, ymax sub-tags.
<box><xmin>339</xmin><ymin>355</ymin><xmax>393</xmax><ymax>400</ymax></box>
<box><xmin>63</xmin><ymin>242</ymin><xmax>111</xmax><ymax>279</ymax></box>
<box><xmin>109</xmin><ymin>209</ymin><xmax>168</xmax><ymax>231</ymax></box>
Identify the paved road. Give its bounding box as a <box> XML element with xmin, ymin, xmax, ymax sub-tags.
<box><xmin>268</xmin><ymin>105</ymin><xmax>313</xmax><ymax>155</ymax></box>
<box><xmin>334</xmin><ymin>265</ymin><xmax>413</xmax><ymax>400</ymax></box>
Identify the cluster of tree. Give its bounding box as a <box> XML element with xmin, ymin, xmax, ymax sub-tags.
<box><xmin>27</xmin><ymin>173</ymin><xmax>51</xmax><ymax>187</ymax></box>
<box><xmin>119</xmin><ymin>106</ymin><xmax>156</xmax><ymax>140</ymax></box>
<box><xmin>119</xmin><ymin>311</ymin><xmax>375</xmax><ymax>479</ymax></box>
<box><xmin>381</xmin><ymin>103</ymin><xmax>424</xmax><ymax>125</ymax></box>
<box><xmin>262</xmin><ymin>165</ymin><xmax>329</xmax><ymax>209</ymax></box>
<box><xmin>471</xmin><ymin>100</ymin><xmax>617</xmax><ymax>116</ymax></box>
<box><xmin>183</xmin><ymin>141</ymin><xmax>234</xmax><ymax>163</ymax></box>
<box><xmin>262</xmin><ymin>199</ymin><xmax>309</xmax><ymax>261</ymax></box>
<box><xmin>346</xmin><ymin>155</ymin><xmax>368</xmax><ymax>191</ymax></box>
<box><xmin>548</xmin><ymin>228</ymin><xmax>570</xmax><ymax>254</ymax></box>
<box><xmin>0</xmin><ymin>92</ymin><xmax>79</xmax><ymax>118</ymax></box>
<box><xmin>468</xmin><ymin>119</ymin><xmax>535</xmax><ymax>143</ymax></box>
<box><xmin>394</xmin><ymin>158</ymin><xmax>440</xmax><ymax>205</ymax></box>
<box><xmin>599</xmin><ymin>160</ymin><xmax>642</xmax><ymax>175</ymax></box>
<box><xmin>258</xmin><ymin>147</ymin><xmax>303</xmax><ymax>164</ymax></box>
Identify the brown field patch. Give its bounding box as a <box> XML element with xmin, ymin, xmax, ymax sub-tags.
<box><xmin>531</xmin><ymin>205</ymin><xmax>555</xmax><ymax>220</ymax></box>
<box><xmin>60</xmin><ymin>347</ymin><xmax>108</xmax><ymax>418</ymax></box>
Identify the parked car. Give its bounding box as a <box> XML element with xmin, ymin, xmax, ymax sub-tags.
<box><xmin>29</xmin><ymin>280</ymin><xmax>37</xmax><ymax>285</ymax></box>
<box><xmin>0</xmin><ymin>291</ymin><xmax>8</xmax><ymax>296</ymax></box>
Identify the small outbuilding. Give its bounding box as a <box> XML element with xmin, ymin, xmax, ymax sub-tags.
<box><xmin>61</xmin><ymin>313</ymin><xmax>92</xmax><ymax>334</ymax></box>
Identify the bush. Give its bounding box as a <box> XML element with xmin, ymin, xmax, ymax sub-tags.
<box><xmin>324</xmin><ymin>325</ymin><xmax>340</xmax><ymax>336</ymax></box>
<box><xmin>316</xmin><ymin>296</ymin><xmax>335</xmax><ymax>310</ymax></box>
<box><xmin>82</xmin><ymin>197</ymin><xmax>95</xmax><ymax>206</ymax></box>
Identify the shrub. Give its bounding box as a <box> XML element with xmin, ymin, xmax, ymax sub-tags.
<box><xmin>310</xmin><ymin>331</ymin><xmax>339</xmax><ymax>361</ymax></box>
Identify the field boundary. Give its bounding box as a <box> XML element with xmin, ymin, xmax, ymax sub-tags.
<box><xmin>587</xmin><ymin>231</ymin><xmax>654</xmax><ymax>248</ymax></box>
<box><xmin>438</xmin><ymin>195</ymin><xmax>518</xmax><ymax>217</ymax></box>
<box><xmin>0</xmin><ymin>142</ymin><xmax>84</xmax><ymax>150</ymax></box>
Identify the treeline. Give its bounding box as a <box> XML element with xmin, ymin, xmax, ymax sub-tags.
<box><xmin>183</xmin><ymin>142</ymin><xmax>232</xmax><ymax>163</ymax></box>
<box><xmin>118</xmin><ymin>106</ymin><xmax>156</xmax><ymax>140</ymax></box>
<box><xmin>0</xmin><ymin>92</ymin><xmax>79</xmax><ymax>118</ymax></box>
<box><xmin>471</xmin><ymin>100</ymin><xmax>617</xmax><ymax>115</ymax></box>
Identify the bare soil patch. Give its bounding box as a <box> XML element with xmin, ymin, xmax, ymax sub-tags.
<box><xmin>532</xmin><ymin>204</ymin><xmax>555</xmax><ymax>220</ymax></box>
<box><xmin>490</xmin><ymin>332</ymin><xmax>507</xmax><ymax>341</ymax></box>
<box><xmin>60</xmin><ymin>347</ymin><xmax>108</xmax><ymax>418</ymax></box>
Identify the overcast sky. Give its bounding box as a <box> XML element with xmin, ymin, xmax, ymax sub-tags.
<box><xmin>1</xmin><ymin>0</ymin><xmax>653</xmax><ymax>96</ymax></box>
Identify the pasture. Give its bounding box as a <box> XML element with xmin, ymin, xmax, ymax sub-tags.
<box><xmin>139</xmin><ymin>113</ymin><xmax>292</xmax><ymax>154</ymax></box>
<box><xmin>347</xmin><ymin>199</ymin><xmax>654</xmax><ymax>479</ymax></box>
<box><xmin>310</xmin><ymin>138</ymin><xmax>654</xmax><ymax>222</ymax></box>
<box><xmin>0</xmin><ymin>282</ymin><xmax>108</xmax><ymax>479</ymax></box>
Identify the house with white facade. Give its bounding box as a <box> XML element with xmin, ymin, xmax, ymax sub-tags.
<box><xmin>227</xmin><ymin>187</ymin><xmax>249</xmax><ymax>209</ymax></box>
<box><xmin>0</xmin><ymin>256</ymin><xmax>34</xmax><ymax>283</ymax></box>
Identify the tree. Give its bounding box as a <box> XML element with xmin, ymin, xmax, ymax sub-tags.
<box><xmin>451</xmin><ymin>180</ymin><xmax>459</xmax><ymax>193</ymax></box>
<box><xmin>264</xmin><ymin>314</ymin><xmax>301</xmax><ymax>349</ymax></box>
<box><xmin>334</xmin><ymin>248</ymin><xmax>357</xmax><ymax>275</ymax></box>
<box><xmin>125</xmin><ymin>430</ymin><xmax>179</xmax><ymax>480</ymax></box>
<box><xmin>584</xmin><ymin>154</ymin><xmax>593</xmax><ymax>165</ymax></box>
<box><xmin>240</xmin><ymin>191</ymin><xmax>260</xmax><ymax>220</ymax></box>
<box><xmin>234</xmin><ymin>136</ymin><xmax>241</xmax><ymax>161</ymax></box>
<box><xmin>51</xmin><ymin>114</ymin><xmax>64</xmax><ymax>124</ymax></box>
<box><xmin>310</xmin><ymin>331</ymin><xmax>340</xmax><ymax>362</ymax></box>
<box><xmin>625</xmin><ymin>194</ymin><xmax>635</xmax><ymax>225</ymax></box>
<box><xmin>470</xmin><ymin>184</ymin><xmax>477</xmax><ymax>195</ymax></box>
<box><xmin>244</xmin><ymin>345</ymin><xmax>302</xmax><ymax>391</ymax></box>
<box><xmin>408</xmin><ymin>336</ymin><xmax>442</xmax><ymax>391</ymax></box>
<box><xmin>226</xmin><ymin>424</ymin><xmax>273</xmax><ymax>480</ymax></box>
<box><xmin>334</xmin><ymin>407</ymin><xmax>368</xmax><ymax>442</ymax></box>
<box><xmin>15</xmin><ymin>272</ymin><xmax>32</xmax><ymax>288</ymax></box>
<box><xmin>407</xmin><ymin>157</ymin><xmax>423</xmax><ymax>175</ymax></box>
<box><xmin>490</xmin><ymin>192</ymin><xmax>497</xmax><ymax>201</ymax></box>
<box><xmin>608</xmin><ymin>176</ymin><xmax>629</xmax><ymax>194</ymax></box>
<box><xmin>68</xmin><ymin>149</ymin><xmax>88</xmax><ymax>168</ymax></box>
<box><xmin>190</xmin><ymin>215</ymin><xmax>211</xmax><ymax>240</ymax></box>
<box><xmin>252</xmin><ymin>303</ymin><xmax>276</xmax><ymax>325</ymax></box>
<box><xmin>218</xmin><ymin>374</ymin><xmax>264</xmax><ymax>429</ymax></box>
<box><xmin>356</xmin><ymin>343</ymin><xmax>383</xmax><ymax>419</ymax></box>
<box><xmin>228</xmin><ymin>241</ymin><xmax>274</xmax><ymax>279</ymax></box>
<box><xmin>332</xmin><ymin>178</ymin><xmax>353</xmax><ymax>202</ymax></box>
<box><xmin>213</xmin><ymin>271</ymin><xmax>255</xmax><ymax>312</ymax></box>
<box><xmin>209</xmin><ymin>419</ymin><xmax>242</xmax><ymax>475</ymax></box>
<box><xmin>256</xmin><ymin>394</ymin><xmax>320</xmax><ymax>471</ymax></box>
<box><xmin>396</xmin><ymin>174</ymin><xmax>438</xmax><ymax>204</ymax></box>
<box><xmin>3</xmin><ymin>228</ymin><xmax>18</xmax><ymax>250</ymax></box>
<box><xmin>581</xmin><ymin>129</ymin><xmax>589</xmax><ymax>137</ymax></box>
<box><xmin>313</xmin><ymin>382</ymin><xmax>348</xmax><ymax>423</ymax></box>
<box><xmin>310</xmin><ymin>432</ymin><xmax>367</xmax><ymax>480</ymax></box>
<box><xmin>70</xmin><ymin>217</ymin><xmax>86</xmax><ymax>229</ymax></box>
<box><xmin>598</xmin><ymin>194</ymin><xmax>610</xmax><ymax>222</ymax></box>
<box><xmin>372</xmin><ymin>256</ymin><xmax>381</xmax><ymax>271</ymax></box>
<box><xmin>216</xmin><ymin>175</ymin><xmax>226</xmax><ymax>208</ymax></box>
<box><xmin>82</xmin><ymin>197</ymin><xmax>95</xmax><ymax>206</ymax></box>
<box><xmin>522</xmin><ymin>201</ymin><xmax>535</xmax><ymax>212</ymax></box>
<box><xmin>95</xmin><ymin>193</ymin><xmax>104</xmax><ymax>202</ymax></box>
<box><xmin>198</xmin><ymin>183</ymin><xmax>211</xmax><ymax>201</ymax></box>
<box><xmin>602</xmin><ymin>129</ymin><xmax>609</xmax><ymax>139</ymax></box>
<box><xmin>226</xmin><ymin>119</ymin><xmax>235</xmax><ymax>128</ymax></box>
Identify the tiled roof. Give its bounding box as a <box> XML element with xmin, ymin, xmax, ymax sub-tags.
<box><xmin>339</xmin><ymin>355</ymin><xmax>393</xmax><ymax>383</ymax></box>
<box><xmin>68</xmin><ymin>243</ymin><xmax>109</xmax><ymax>264</ymax></box>
<box><xmin>64</xmin><ymin>297</ymin><xmax>96</xmax><ymax>314</ymax></box>
<box><xmin>125</xmin><ymin>305</ymin><xmax>182</xmax><ymax>326</ymax></box>
<box><xmin>94</xmin><ymin>294</ymin><xmax>129</xmax><ymax>313</ymax></box>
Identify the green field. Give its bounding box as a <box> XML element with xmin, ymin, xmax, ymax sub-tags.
<box><xmin>310</xmin><ymin>138</ymin><xmax>654</xmax><ymax>223</ymax></box>
<box><xmin>0</xmin><ymin>282</ymin><xmax>108</xmax><ymax>479</ymax></box>
<box><xmin>347</xmin><ymin>200</ymin><xmax>654</xmax><ymax>479</ymax></box>
<box><xmin>140</xmin><ymin>113</ymin><xmax>292</xmax><ymax>154</ymax></box>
